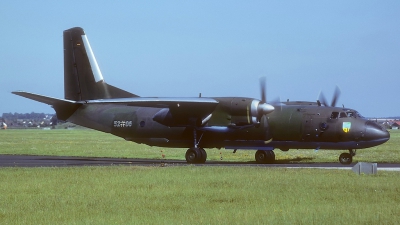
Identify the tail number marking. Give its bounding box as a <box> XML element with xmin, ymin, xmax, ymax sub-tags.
<box><xmin>113</xmin><ymin>121</ymin><xmax>133</xmax><ymax>128</ymax></box>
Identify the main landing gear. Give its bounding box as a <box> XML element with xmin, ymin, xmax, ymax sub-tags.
<box><xmin>185</xmin><ymin>147</ymin><xmax>207</xmax><ymax>164</ymax></box>
<box><xmin>255</xmin><ymin>150</ymin><xmax>275</xmax><ymax>164</ymax></box>
<box><xmin>339</xmin><ymin>149</ymin><xmax>356</xmax><ymax>165</ymax></box>
<box><xmin>185</xmin><ymin>129</ymin><xmax>207</xmax><ymax>164</ymax></box>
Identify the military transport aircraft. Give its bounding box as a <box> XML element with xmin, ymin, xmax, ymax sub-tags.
<box><xmin>13</xmin><ymin>27</ymin><xmax>390</xmax><ymax>165</ymax></box>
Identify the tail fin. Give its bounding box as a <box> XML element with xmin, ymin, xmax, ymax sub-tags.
<box><xmin>63</xmin><ymin>27</ymin><xmax>138</xmax><ymax>101</ymax></box>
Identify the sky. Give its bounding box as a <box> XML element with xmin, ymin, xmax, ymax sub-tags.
<box><xmin>1</xmin><ymin>1</ymin><xmax>399</xmax><ymax>117</ymax></box>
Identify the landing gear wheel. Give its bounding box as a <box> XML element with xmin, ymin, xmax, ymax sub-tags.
<box><xmin>255</xmin><ymin>150</ymin><xmax>275</xmax><ymax>164</ymax></box>
<box><xmin>199</xmin><ymin>148</ymin><xmax>207</xmax><ymax>163</ymax></box>
<box><xmin>339</xmin><ymin>153</ymin><xmax>352</xmax><ymax>165</ymax></box>
<box><xmin>185</xmin><ymin>147</ymin><xmax>206</xmax><ymax>164</ymax></box>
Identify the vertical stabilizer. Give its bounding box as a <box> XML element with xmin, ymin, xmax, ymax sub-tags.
<box><xmin>63</xmin><ymin>27</ymin><xmax>137</xmax><ymax>101</ymax></box>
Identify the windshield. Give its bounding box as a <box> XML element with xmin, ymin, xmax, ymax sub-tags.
<box><xmin>345</xmin><ymin>110</ymin><xmax>364</xmax><ymax>118</ymax></box>
<box><xmin>346</xmin><ymin>111</ymin><xmax>354</xmax><ymax>118</ymax></box>
<box><xmin>355</xmin><ymin>111</ymin><xmax>364</xmax><ymax>118</ymax></box>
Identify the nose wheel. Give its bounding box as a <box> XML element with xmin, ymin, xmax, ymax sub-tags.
<box><xmin>339</xmin><ymin>149</ymin><xmax>355</xmax><ymax>165</ymax></box>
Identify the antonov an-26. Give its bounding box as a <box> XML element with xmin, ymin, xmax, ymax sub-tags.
<box><xmin>13</xmin><ymin>27</ymin><xmax>390</xmax><ymax>164</ymax></box>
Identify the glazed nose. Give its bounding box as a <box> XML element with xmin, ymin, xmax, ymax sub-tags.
<box><xmin>364</xmin><ymin>121</ymin><xmax>390</xmax><ymax>142</ymax></box>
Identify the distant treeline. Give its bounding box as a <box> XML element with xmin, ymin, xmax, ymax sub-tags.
<box><xmin>1</xmin><ymin>112</ymin><xmax>55</xmax><ymax>121</ymax></box>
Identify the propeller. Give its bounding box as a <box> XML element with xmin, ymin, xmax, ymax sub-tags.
<box><xmin>271</xmin><ymin>96</ymin><xmax>283</xmax><ymax>111</ymax></box>
<box><xmin>318</xmin><ymin>86</ymin><xmax>341</xmax><ymax>107</ymax></box>
<box><xmin>260</xmin><ymin>77</ymin><xmax>267</xmax><ymax>103</ymax></box>
<box><xmin>257</xmin><ymin>77</ymin><xmax>274</xmax><ymax>116</ymax></box>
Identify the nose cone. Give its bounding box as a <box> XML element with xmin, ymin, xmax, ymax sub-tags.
<box><xmin>364</xmin><ymin>121</ymin><xmax>390</xmax><ymax>144</ymax></box>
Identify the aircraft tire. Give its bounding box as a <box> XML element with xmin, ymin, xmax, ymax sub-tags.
<box><xmin>339</xmin><ymin>153</ymin><xmax>352</xmax><ymax>165</ymax></box>
<box><xmin>255</xmin><ymin>150</ymin><xmax>275</xmax><ymax>164</ymax></box>
<box><xmin>199</xmin><ymin>148</ymin><xmax>207</xmax><ymax>163</ymax></box>
<box><xmin>185</xmin><ymin>147</ymin><xmax>203</xmax><ymax>164</ymax></box>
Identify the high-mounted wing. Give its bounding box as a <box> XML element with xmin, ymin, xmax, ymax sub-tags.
<box><xmin>82</xmin><ymin>97</ymin><xmax>220</xmax><ymax>127</ymax></box>
<box><xmin>81</xmin><ymin>97</ymin><xmax>218</xmax><ymax>108</ymax></box>
<box><xmin>13</xmin><ymin>91</ymin><xmax>220</xmax><ymax>127</ymax></box>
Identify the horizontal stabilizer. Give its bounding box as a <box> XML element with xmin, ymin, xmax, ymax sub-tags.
<box><xmin>12</xmin><ymin>91</ymin><xmax>75</xmax><ymax>105</ymax></box>
<box><xmin>12</xmin><ymin>91</ymin><xmax>80</xmax><ymax>120</ymax></box>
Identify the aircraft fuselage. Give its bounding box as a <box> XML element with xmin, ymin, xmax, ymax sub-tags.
<box><xmin>67</xmin><ymin>97</ymin><xmax>389</xmax><ymax>153</ymax></box>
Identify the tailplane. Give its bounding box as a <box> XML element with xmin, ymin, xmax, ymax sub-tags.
<box><xmin>12</xmin><ymin>91</ymin><xmax>80</xmax><ymax>120</ymax></box>
<box><xmin>63</xmin><ymin>27</ymin><xmax>137</xmax><ymax>101</ymax></box>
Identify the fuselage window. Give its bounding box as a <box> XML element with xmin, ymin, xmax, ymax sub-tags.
<box><xmin>330</xmin><ymin>112</ymin><xmax>339</xmax><ymax>119</ymax></box>
<box><xmin>339</xmin><ymin>112</ymin><xmax>347</xmax><ymax>118</ymax></box>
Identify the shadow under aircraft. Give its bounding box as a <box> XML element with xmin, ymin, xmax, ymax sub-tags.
<box><xmin>13</xmin><ymin>27</ymin><xmax>390</xmax><ymax>164</ymax></box>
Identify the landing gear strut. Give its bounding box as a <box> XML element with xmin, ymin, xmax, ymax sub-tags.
<box><xmin>255</xmin><ymin>150</ymin><xmax>275</xmax><ymax>164</ymax></box>
<box><xmin>339</xmin><ymin>149</ymin><xmax>355</xmax><ymax>165</ymax></box>
<box><xmin>185</xmin><ymin>129</ymin><xmax>207</xmax><ymax>164</ymax></box>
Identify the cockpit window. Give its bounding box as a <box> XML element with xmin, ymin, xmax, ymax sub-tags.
<box><xmin>330</xmin><ymin>112</ymin><xmax>339</xmax><ymax>119</ymax></box>
<box><xmin>346</xmin><ymin>111</ymin><xmax>354</xmax><ymax>118</ymax></box>
<box><xmin>339</xmin><ymin>112</ymin><xmax>347</xmax><ymax>118</ymax></box>
<box><xmin>344</xmin><ymin>110</ymin><xmax>364</xmax><ymax>118</ymax></box>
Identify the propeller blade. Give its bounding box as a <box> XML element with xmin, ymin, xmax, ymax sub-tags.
<box><xmin>271</xmin><ymin>96</ymin><xmax>282</xmax><ymax>111</ymax></box>
<box><xmin>330</xmin><ymin>86</ymin><xmax>341</xmax><ymax>107</ymax></box>
<box><xmin>260</xmin><ymin>77</ymin><xmax>266</xmax><ymax>103</ymax></box>
<box><xmin>318</xmin><ymin>92</ymin><xmax>328</xmax><ymax>106</ymax></box>
<box><xmin>255</xmin><ymin>77</ymin><xmax>274</xmax><ymax>123</ymax></box>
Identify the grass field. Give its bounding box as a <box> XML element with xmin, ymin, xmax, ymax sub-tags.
<box><xmin>0</xmin><ymin>129</ymin><xmax>399</xmax><ymax>224</ymax></box>
<box><xmin>0</xmin><ymin>166</ymin><xmax>399</xmax><ymax>224</ymax></box>
<box><xmin>0</xmin><ymin>128</ymin><xmax>399</xmax><ymax>163</ymax></box>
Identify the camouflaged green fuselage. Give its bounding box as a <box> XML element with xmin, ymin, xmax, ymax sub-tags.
<box><xmin>66</xmin><ymin>98</ymin><xmax>389</xmax><ymax>151</ymax></box>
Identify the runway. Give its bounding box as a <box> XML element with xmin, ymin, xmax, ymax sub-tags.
<box><xmin>1</xmin><ymin>155</ymin><xmax>399</xmax><ymax>170</ymax></box>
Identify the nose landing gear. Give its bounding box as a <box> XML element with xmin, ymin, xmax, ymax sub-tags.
<box><xmin>339</xmin><ymin>149</ymin><xmax>356</xmax><ymax>165</ymax></box>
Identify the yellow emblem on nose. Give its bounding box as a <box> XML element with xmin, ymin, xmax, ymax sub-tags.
<box><xmin>342</xmin><ymin>122</ymin><xmax>351</xmax><ymax>133</ymax></box>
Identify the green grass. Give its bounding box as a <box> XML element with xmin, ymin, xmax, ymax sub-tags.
<box><xmin>0</xmin><ymin>129</ymin><xmax>399</xmax><ymax>163</ymax></box>
<box><xmin>0</xmin><ymin>166</ymin><xmax>399</xmax><ymax>224</ymax></box>
<box><xmin>0</xmin><ymin>129</ymin><xmax>399</xmax><ymax>224</ymax></box>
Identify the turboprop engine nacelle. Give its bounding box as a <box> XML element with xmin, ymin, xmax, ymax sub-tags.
<box><xmin>229</xmin><ymin>98</ymin><xmax>274</xmax><ymax>126</ymax></box>
<box><xmin>250</xmin><ymin>99</ymin><xmax>274</xmax><ymax>124</ymax></box>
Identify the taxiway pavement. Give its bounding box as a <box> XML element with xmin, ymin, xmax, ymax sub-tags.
<box><xmin>0</xmin><ymin>155</ymin><xmax>399</xmax><ymax>171</ymax></box>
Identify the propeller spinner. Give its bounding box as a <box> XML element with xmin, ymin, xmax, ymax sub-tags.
<box><xmin>250</xmin><ymin>77</ymin><xmax>274</xmax><ymax>124</ymax></box>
